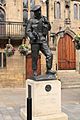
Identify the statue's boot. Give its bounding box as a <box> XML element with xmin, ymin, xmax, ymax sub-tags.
<box><xmin>46</xmin><ymin>69</ymin><xmax>56</xmax><ymax>75</ymax></box>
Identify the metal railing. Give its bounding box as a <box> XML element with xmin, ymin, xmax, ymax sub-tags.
<box><xmin>0</xmin><ymin>21</ymin><xmax>26</xmax><ymax>39</ymax></box>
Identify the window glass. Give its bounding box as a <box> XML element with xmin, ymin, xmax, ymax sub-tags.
<box><xmin>23</xmin><ymin>0</ymin><xmax>28</xmax><ymax>8</ymax></box>
<box><xmin>79</xmin><ymin>5</ymin><xmax>80</xmax><ymax>19</ymax></box>
<box><xmin>23</xmin><ymin>0</ymin><xmax>28</xmax><ymax>22</ymax></box>
<box><xmin>0</xmin><ymin>53</ymin><xmax>1</xmax><ymax>67</ymax></box>
<box><xmin>30</xmin><ymin>0</ymin><xmax>35</xmax><ymax>8</ymax></box>
<box><xmin>54</xmin><ymin>2</ymin><xmax>61</xmax><ymax>19</ymax></box>
<box><xmin>30</xmin><ymin>0</ymin><xmax>35</xmax><ymax>18</ymax></box>
<box><xmin>0</xmin><ymin>9</ymin><xmax>5</xmax><ymax>21</ymax></box>
<box><xmin>0</xmin><ymin>0</ymin><xmax>5</xmax><ymax>4</ymax></box>
<box><xmin>74</xmin><ymin>4</ymin><xmax>78</xmax><ymax>19</ymax></box>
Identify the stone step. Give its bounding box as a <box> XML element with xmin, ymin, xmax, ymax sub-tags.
<box><xmin>61</xmin><ymin>81</ymin><xmax>80</xmax><ymax>89</ymax></box>
<box><xmin>57</xmin><ymin>71</ymin><xmax>80</xmax><ymax>88</ymax></box>
<box><xmin>61</xmin><ymin>79</ymin><xmax>80</xmax><ymax>83</ymax></box>
<box><xmin>62</xmin><ymin>84</ymin><xmax>80</xmax><ymax>89</ymax></box>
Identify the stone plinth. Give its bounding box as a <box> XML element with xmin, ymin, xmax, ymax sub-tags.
<box><xmin>25</xmin><ymin>79</ymin><xmax>68</xmax><ymax>120</ymax></box>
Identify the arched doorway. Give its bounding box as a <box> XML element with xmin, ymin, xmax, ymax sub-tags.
<box><xmin>58</xmin><ymin>34</ymin><xmax>76</xmax><ymax>70</ymax></box>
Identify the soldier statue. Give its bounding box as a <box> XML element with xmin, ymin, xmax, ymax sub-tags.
<box><xmin>26</xmin><ymin>5</ymin><xmax>56</xmax><ymax>77</ymax></box>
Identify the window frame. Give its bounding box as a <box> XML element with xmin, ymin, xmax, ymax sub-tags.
<box><xmin>74</xmin><ymin>3</ymin><xmax>78</xmax><ymax>20</ymax></box>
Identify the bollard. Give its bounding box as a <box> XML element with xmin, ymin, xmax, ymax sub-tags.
<box><xmin>27</xmin><ymin>85</ymin><xmax>32</xmax><ymax>120</ymax></box>
<box><xmin>27</xmin><ymin>97</ymin><xmax>32</xmax><ymax>120</ymax></box>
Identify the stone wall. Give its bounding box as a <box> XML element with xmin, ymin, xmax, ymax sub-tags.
<box><xmin>0</xmin><ymin>48</ymin><xmax>26</xmax><ymax>87</ymax></box>
<box><xmin>76</xmin><ymin>50</ymin><xmax>80</xmax><ymax>72</ymax></box>
<box><xmin>0</xmin><ymin>0</ymin><xmax>25</xmax><ymax>87</ymax></box>
<box><xmin>6</xmin><ymin>0</ymin><xmax>23</xmax><ymax>22</ymax></box>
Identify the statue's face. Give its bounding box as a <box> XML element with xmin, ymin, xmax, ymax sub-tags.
<box><xmin>34</xmin><ymin>9</ymin><xmax>41</xmax><ymax>19</ymax></box>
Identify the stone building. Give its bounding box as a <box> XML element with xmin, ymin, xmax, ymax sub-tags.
<box><xmin>0</xmin><ymin>0</ymin><xmax>41</xmax><ymax>87</ymax></box>
<box><xmin>0</xmin><ymin>0</ymin><xmax>26</xmax><ymax>87</ymax></box>
<box><xmin>33</xmin><ymin>0</ymin><xmax>80</xmax><ymax>72</ymax></box>
<box><xmin>0</xmin><ymin>0</ymin><xmax>80</xmax><ymax>87</ymax></box>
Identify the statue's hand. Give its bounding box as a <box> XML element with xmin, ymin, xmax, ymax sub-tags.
<box><xmin>33</xmin><ymin>31</ymin><xmax>38</xmax><ymax>39</ymax></box>
<box><xmin>31</xmin><ymin>37</ymin><xmax>36</xmax><ymax>42</ymax></box>
<box><xmin>29</xmin><ymin>33</ymin><xmax>36</xmax><ymax>42</ymax></box>
<box><xmin>43</xmin><ymin>17</ymin><xmax>48</xmax><ymax>24</ymax></box>
<box><xmin>40</xmin><ymin>36</ymin><xmax>46</xmax><ymax>41</ymax></box>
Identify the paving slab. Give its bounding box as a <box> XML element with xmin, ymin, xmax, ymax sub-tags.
<box><xmin>0</xmin><ymin>86</ymin><xmax>79</xmax><ymax>120</ymax></box>
<box><xmin>0</xmin><ymin>88</ymin><xmax>25</xmax><ymax>120</ymax></box>
<box><xmin>62</xmin><ymin>88</ymin><xmax>80</xmax><ymax>120</ymax></box>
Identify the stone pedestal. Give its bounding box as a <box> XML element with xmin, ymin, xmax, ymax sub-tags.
<box><xmin>25</xmin><ymin>79</ymin><xmax>68</xmax><ymax>120</ymax></box>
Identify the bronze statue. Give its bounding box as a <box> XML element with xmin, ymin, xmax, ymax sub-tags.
<box><xmin>26</xmin><ymin>5</ymin><xmax>56</xmax><ymax>77</ymax></box>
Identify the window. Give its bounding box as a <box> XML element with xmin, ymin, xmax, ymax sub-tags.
<box><xmin>0</xmin><ymin>52</ymin><xmax>6</xmax><ymax>68</ymax></box>
<box><xmin>79</xmin><ymin>5</ymin><xmax>80</xmax><ymax>19</ymax></box>
<box><xmin>54</xmin><ymin>2</ymin><xmax>61</xmax><ymax>19</ymax></box>
<box><xmin>74</xmin><ymin>4</ymin><xmax>78</xmax><ymax>19</ymax></box>
<box><xmin>0</xmin><ymin>9</ymin><xmax>5</xmax><ymax>21</ymax></box>
<box><xmin>0</xmin><ymin>0</ymin><xmax>5</xmax><ymax>4</ymax></box>
<box><xmin>23</xmin><ymin>9</ymin><xmax>28</xmax><ymax>23</ymax></box>
<box><xmin>23</xmin><ymin>0</ymin><xmax>28</xmax><ymax>8</ymax></box>
<box><xmin>23</xmin><ymin>0</ymin><xmax>28</xmax><ymax>22</ymax></box>
<box><xmin>30</xmin><ymin>0</ymin><xmax>35</xmax><ymax>18</ymax></box>
<box><xmin>30</xmin><ymin>0</ymin><xmax>35</xmax><ymax>8</ymax></box>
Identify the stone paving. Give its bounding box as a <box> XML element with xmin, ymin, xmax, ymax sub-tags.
<box><xmin>0</xmin><ymin>88</ymin><xmax>79</xmax><ymax>120</ymax></box>
<box><xmin>0</xmin><ymin>88</ymin><xmax>25</xmax><ymax>120</ymax></box>
<box><xmin>58</xmin><ymin>70</ymin><xmax>80</xmax><ymax>120</ymax></box>
<box><xmin>61</xmin><ymin>88</ymin><xmax>80</xmax><ymax>120</ymax></box>
<box><xmin>0</xmin><ymin>71</ymin><xmax>79</xmax><ymax>120</ymax></box>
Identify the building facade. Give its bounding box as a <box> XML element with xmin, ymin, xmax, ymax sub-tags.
<box><xmin>33</xmin><ymin>0</ymin><xmax>80</xmax><ymax>72</ymax></box>
<box><xmin>0</xmin><ymin>0</ymin><xmax>26</xmax><ymax>87</ymax></box>
<box><xmin>0</xmin><ymin>0</ymin><xmax>80</xmax><ymax>87</ymax></box>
